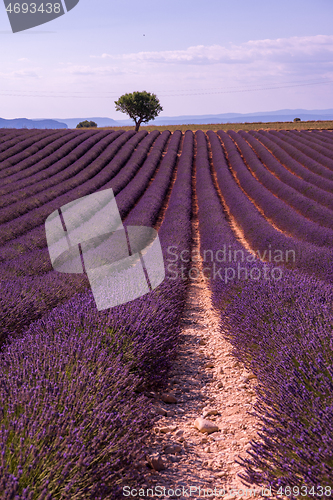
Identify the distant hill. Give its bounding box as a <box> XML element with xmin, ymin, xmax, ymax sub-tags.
<box><xmin>0</xmin><ymin>118</ymin><xmax>67</xmax><ymax>129</ymax></box>
<box><xmin>54</xmin><ymin>117</ymin><xmax>120</xmax><ymax>129</ymax></box>
<box><xmin>115</xmin><ymin>108</ymin><xmax>333</xmax><ymax>126</ymax></box>
<box><xmin>6</xmin><ymin>109</ymin><xmax>333</xmax><ymax>130</ymax></box>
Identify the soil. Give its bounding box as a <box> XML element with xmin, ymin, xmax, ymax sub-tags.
<box><xmin>138</xmin><ymin>226</ymin><xmax>269</xmax><ymax>500</ymax></box>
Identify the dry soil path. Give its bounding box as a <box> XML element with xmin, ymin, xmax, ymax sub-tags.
<box><xmin>138</xmin><ymin>223</ymin><xmax>272</xmax><ymax>500</ymax></box>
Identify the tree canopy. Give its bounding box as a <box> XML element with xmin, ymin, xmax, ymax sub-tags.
<box><xmin>76</xmin><ymin>120</ymin><xmax>97</xmax><ymax>128</ymax></box>
<box><xmin>114</xmin><ymin>91</ymin><xmax>163</xmax><ymax>131</ymax></box>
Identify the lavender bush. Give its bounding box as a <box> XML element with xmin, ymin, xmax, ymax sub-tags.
<box><xmin>248</xmin><ymin>130</ymin><xmax>333</xmax><ymax>194</ymax></box>
<box><xmin>0</xmin><ymin>130</ymin><xmax>98</xmax><ymax>198</ymax></box>
<box><xmin>256</xmin><ymin>130</ymin><xmax>333</xmax><ymax>182</ymax></box>
<box><xmin>0</xmin><ymin>130</ymin><xmax>58</xmax><ymax>168</ymax></box>
<box><xmin>223</xmin><ymin>270</ymin><xmax>333</xmax><ymax>496</ymax></box>
<box><xmin>226</xmin><ymin>130</ymin><xmax>333</xmax><ymax>238</ymax></box>
<box><xmin>239</xmin><ymin>130</ymin><xmax>333</xmax><ymax>212</ymax></box>
<box><xmin>0</xmin><ymin>130</ymin><xmax>193</xmax><ymax>497</ymax></box>
<box><xmin>269</xmin><ymin>129</ymin><xmax>333</xmax><ymax>168</ymax></box>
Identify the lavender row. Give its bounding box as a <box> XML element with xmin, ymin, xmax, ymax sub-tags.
<box><xmin>221</xmin><ymin>130</ymin><xmax>333</xmax><ymax>249</ymax></box>
<box><xmin>0</xmin><ymin>130</ymin><xmax>141</xmax><ymax>245</ymax></box>
<box><xmin>0</xmin><ymin>132</ymin><xmax>167</xmax><ymax>338</ymax></box>
<box><xmin>200</xmin><ymin>130</ymin><xmax>333</xmax><ymax>491</ymax></box>
<box><xmin>0</xmin><ymin>129</ymin><xmax>92</xmax><ymax>194</ymax></box>
<box><xmin>0</xmin><ymin>129</ymin><xmax>73</xmax><ymax>178</ymax></box>
<box><xmin>230</xmin><ymin>130</ymin><xmax>333</xmax><ymax>231</ymax></box>
<box><xmin>248</xmin><ymin>130</ymin><xmax>333</xmax><ymax>193</ymax></box>
<box><xmin>254</xmin><ymin>130</ymin><xmax>333</xmax><ymax>182</ymax></box>
<box><xmin>0</xmin><ymin>136</ymin><xmax>193</xmax><ymax>499</ymax></box>
<box><xmin>48</xmin><ymin>131</ymin><xmax>178</xmax><ymax>286</ymax></box>
<box><xmin>310</xmin><ymin>129</ymin><xmax>333</xmax><ymax>142</ymax></box>
<box><xmin>123</xmin><ymin>130</ymin><xmax>182</xmax><ymax>226</ymax></box>
<box><xmin>268</xmin><ymin>129</ymin><xmax>333</xmax><ymax>169</ymax></box>
<box><xmin>0</xmin><ymin>129</ymin><xmax>51</xmax><ymax>158</ymax></box>
<box><xmin>158</xmin><ymin>130</ymin><xmax>193</xmax><ymax>277</ymax></box>
<box><xmin>210</xmin><ymin>131</ymin><xmax>333</xmax><ymax>284</ymax></box>
<box><xmin>195</xmin><ymin>130</ymin><xmax>267</xmax><ymax>305</ymax></box>
<box><xmin>287</xmin><ymin>129</ymin><xmax>333</xmax><ymax>153</ymax></box>
<box><xmin>238</xmin><ymin>130</ymin><xmax>333</xmax><ymax>212</ymax></box>
<box><xmin>0</xmin><ymin>130</ymin><xmax>35</xmax><ymax>155</ymax></box>
<box><xmin>0</xmin><ymin>131</ymin><xmax>120</xmax><ymax>209</ymax></box>
<box><xmin>0</xmin><ymin>129</ymin><xmax>63</xmax><ymax>169</ymax></box>
<box><xmin>223</xmin><ymin>259</ymin><xmax>333</xmax><ymax>492</ymax></box>
<box><xmin>0</xmin><ymin>131</ymin><xmax>122</xmax><ymax>224</ymax></box>
<box><xmin>0</xmin><ymin>130</ymin><xmax>165</xmax><ymax>264</ymax></box>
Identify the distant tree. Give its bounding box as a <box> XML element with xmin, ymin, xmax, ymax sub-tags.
<box><xmin>76</xmin><ymin>120</ymin><xmax>97</xmax><ymax>128</ymax></box>
<box><xmin>294</xmin><ymin>117</ymin><xmax>301</xmax><ymax>122</ymax></box>
<box><xmin>114</xmin><ymin>91</ymin><xmax>163</xmax><ymax>132</ymax></box>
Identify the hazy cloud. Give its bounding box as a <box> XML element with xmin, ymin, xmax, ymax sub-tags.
<box><xmin>91</xmin><ymin>35</ymin><xmax>333</xmax><ymax>67</ymax></box>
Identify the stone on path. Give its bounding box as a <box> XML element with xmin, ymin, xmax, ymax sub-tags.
<box><xmin>154</xmin><ymin>407</ymin><xmax>167</xmax><ymax>416</ymax></box>
<box><xmin>159</xmin><ymin>426</ymin><xmax>177</xmax><ymax>434</ymax></box>
<box><xmin>146</xmin><ymin>453</ymin><xmax>166</xmax><ymax>471</ymax></box>
<box><xmin>202</xmin><ymin>408</ymin><xmax>218</xmax><ymax>418</ymax></box>
<box><xmin>194</xmin><ymin>417</ymin><xmax>219</xmax><ymax>434</ymax></box>
<box><xmin>164</xmin><ymin>444</ymin><xmax>182</xmax><ymax>454</ymax></box>
<box><xmin>161</xmin><ymin>393</ymin><xmax>178</xmax><ymax>404</ymax></box>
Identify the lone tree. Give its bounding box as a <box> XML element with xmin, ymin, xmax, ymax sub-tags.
<box><xmin>115</xmin><ymin>91</ymin><xmax>163</xmax><ymax>132</ymax></box>
<box><xmin>294</xmin><ymin>117</ymin><xmax>301</xmax><ymax>122</ymax></box>
<box><xmin>76</xmin><ymin>120</ymin><xmax>97</xmax><ymax>128</ymax></box>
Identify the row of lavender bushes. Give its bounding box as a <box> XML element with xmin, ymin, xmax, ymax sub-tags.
<box><xmin>0</xmin><ymin>129</ymin><xmax>37</xmax><ymax>150</ymax></box>
<box><xmin>223</xmin><ymin>130</ymin><xmax>333</xmax><ymax>246</ymax></box>
<box><xmin>282</xmin><ymin>129</ymin><xmax>333</xmax><ymax>155</ymax></box>
<box><xmin>0</xmin><ymin>130</ymin><xmax>80</xmax><ymax>181</ymax></box>
<box><xmin>0</xmin><ymin>129</ymin><xmax>59</xmax><ymax>155</ymax></box>
<box><xmin>0</xmin><ymin>131</ymin><xmax>165</xmax><ymax>345</ymax></box>
<box><xmin>0</xmin><ymin>130</ymin><xmax>193</xmax><ymax>498</ymax></box>
<box><xmin>0</xmin><ymin>130</ymin><xmax>99</xmax><ymax>197</ymax></box>
<box><xmin>248</xmin><ymin>130</ymin><xmax>333</xmax><ymax>193</ymax></box>
<box><xmin>209</xmin><ymin>130</ymin><xmax>333</xmax><ymax>284</ymax></box>
<box><xmin>0</xmin><ymin>131</ymin><xmax>133</xmax><ymax>226</ymax></box>
<box><xmin>253</xmin><ymin>130</ymin><xmax>333</xmax><ymax>184</ymax></box>
<box><xmin>0</xmin><ymin>130</ymin><xmax>63</xmax><ymax>167</ymax></box>
<box><xmin>0</xmin><ymin>131</ymin><xmax>140</xmax><ymax>247</ymax></box>
<box><xmin>269</xmin><ymin>129</ymin><xmax>333</xmax><ymax>169</ymax></box>
<box><xmin>232</xmin><ymin>130</ymin><xmax>333</xmax><ymax>229</ymax></box>
<box><xmin>197</xmin><ymin>130</ymin><xmax>333</xmax><ymax>496</ymax></box>
<box><xmin>0</xmin><ymin>130</ymin><xmax>163</xmax><ymax>279</ymax></box>
<box><xmin>238</xmin><ymin>131</ymin><xmax>333</xmax><ymax>212</ymax></box>
<box><xmin>0</xmin><ymin>130</ymin><xmax>163</xmax><ymax>263</ymax></box>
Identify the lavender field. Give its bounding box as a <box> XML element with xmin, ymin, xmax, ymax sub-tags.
<box><xmin>1</xmin><ymin>127</ymin><xmax>333</xmax><ymax>498</ymax></box>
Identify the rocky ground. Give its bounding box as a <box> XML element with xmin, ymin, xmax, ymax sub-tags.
<box><xmin>135</xmin><ymin>229</ymin><xmax>272</xmax><ymax>500</ymax></box>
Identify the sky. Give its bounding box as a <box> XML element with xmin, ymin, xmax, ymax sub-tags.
<box><xmin>1</xmin><ymin>0</ymin><xmax>333</xmax><ymax>120</ymax></box>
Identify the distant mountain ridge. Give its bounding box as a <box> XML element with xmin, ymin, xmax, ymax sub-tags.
<box><xmin>3</xmin><ymin>109</ymin><xmax>333</xmax><ymax>129</ymax></box>
<box><xmin>52</xmin><ymin>117</ymin><xmax>119</xmax><ymax>129</ymax></box>
<box><xmin>0</xmin><ymin>118</ymin><xmax>67</xmax><ymax>129</ymax></box>
<box><xmin>114</xmin><ymin>108</ymin><xmax>333</xmax><ymax>126</ymax></box>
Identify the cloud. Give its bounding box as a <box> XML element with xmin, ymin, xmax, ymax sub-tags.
<box><xmin>90</xmin><ymin>35</ymin><xmax>333</xmax><ymax>67</ymax></box>
<box><xmin>0</xmin><ymin>69</ymin><xmax>40</xmax><ymax>79</ymax></box>
<box><xmin>58</xmin><ymin>64</ymin><xmax>136</xmax><ymax>77</ymax></box>
<box><xmin>18</xmin><ymin>58</ymin><xmax>30</xmax><ymax>62</ymax></box>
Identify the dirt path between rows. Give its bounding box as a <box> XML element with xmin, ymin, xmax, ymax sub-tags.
<box><xmin>137</xmin><ymin>217</ymin><xmax>272</xmax><ymax>500</ymax></box>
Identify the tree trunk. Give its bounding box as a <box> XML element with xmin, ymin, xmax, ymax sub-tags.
<box><xmin>135</xmin><ymin>118</ymin><xmax>143</xmax><ymax>132</ymax></box>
